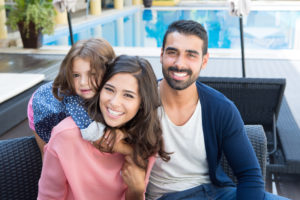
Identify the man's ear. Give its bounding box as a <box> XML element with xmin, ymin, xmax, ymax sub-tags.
<box><xmin>160</xmin><ymin>48</ymin><xmax>164</xmax><ymax>64</ymax></box>
<box><xmin>201</xmin><ymin>53</ymin><xmax>209</xmax><ymax>70</ymax></box>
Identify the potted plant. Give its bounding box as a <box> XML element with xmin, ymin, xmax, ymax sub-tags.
<box><xmin>143</xmin><ymin>0</ymin><xmax>152</xmax><ymax>8</ymax></box>
<box><xmin>6</xmin><ymin>0</ymin><xmax>55</xmax><ymax>48</ymax></box>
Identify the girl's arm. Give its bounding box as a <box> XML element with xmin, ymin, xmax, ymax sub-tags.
<box><xmin>27</xmin><ymin>93</ymin><xmax>46</xmax><ymax>158</ymax></box>
<box><xmin>33</xmin><ymin>131</ymin><xmax>46</xmax><ymax>159</ymax></box>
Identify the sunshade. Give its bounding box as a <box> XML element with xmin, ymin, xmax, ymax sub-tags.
<box><xmin>228</xmin><ymin>0</ymin><xmax>251</xmax><ymax>77</ymax></box>
<box><xmin>53</xmin><ymin>0</ymin><xmax>77</xmax><ymax>45</ymax></box>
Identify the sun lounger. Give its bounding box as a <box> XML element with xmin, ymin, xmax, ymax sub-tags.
<box><xmin>0</xmin><ymin>74</ymin><xmax>47</xmax><ymax>136</ymax></box>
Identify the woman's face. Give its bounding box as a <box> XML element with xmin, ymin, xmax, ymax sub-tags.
<box><xmin>99</xmin><ymin>73</ymin><xmax>141</xmax><ymax>128</ymax></box>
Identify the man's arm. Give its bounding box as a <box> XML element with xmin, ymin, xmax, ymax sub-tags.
<box><xmin>221</xmin><ymin>104</ymin><xmax>265</xmax><ymax>200</ymax></box>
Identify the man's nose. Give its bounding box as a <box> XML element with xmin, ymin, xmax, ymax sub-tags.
<box><xmin>174</xmin><ymin>54</ymin><xmax>186</xmax><ymax>69</ymax></box>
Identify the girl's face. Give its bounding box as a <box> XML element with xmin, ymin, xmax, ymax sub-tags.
<box><xmin>72</xmin><ymin>57</ymin><xmax>97</xmax><ymax>99</ymax></box>
<box><xmin>99</xmin><ymin>73</ymin><xmax>141</xmax><ymax>128</ymax></box>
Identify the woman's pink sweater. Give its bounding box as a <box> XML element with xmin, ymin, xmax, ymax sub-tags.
<box><xmin>38</xmin><ymin>117</ymin><xmax>155</xmax><ymax>200</ymax></box>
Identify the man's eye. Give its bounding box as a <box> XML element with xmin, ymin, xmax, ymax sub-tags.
<box><xmin>188</xmin><ymin>53</ymin><xmax>196</xmax><ymax>58</ymax></box>
<box><xmin>167</xmin><ymin>51</ymin><xmax>176</xmax><ymax>55</ymax></box>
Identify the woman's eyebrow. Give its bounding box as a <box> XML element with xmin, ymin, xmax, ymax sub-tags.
<box><xmin>123</xmin><ymin>89</ymin><xmax>137</xmax><ymax>95</ymax></box>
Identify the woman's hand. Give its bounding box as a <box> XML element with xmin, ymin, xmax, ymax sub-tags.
<box><xmin>91</xmin><ymin>129</ymin><xmax>113</xmax><ymax>152</ymax></box>
<box><xmin>121</xmin><ymin>156</ymin><xmax>146</xmax><ymax>200</ymax></box>
<box><xmin>92</xmin><ymin>129</ymin><xmax>133</xmax><ymax>156</ymax></box>
<box><xmin>112</xmin><ymin>129</ymin><xmax>133</xmax><ymax>156</ymax></box>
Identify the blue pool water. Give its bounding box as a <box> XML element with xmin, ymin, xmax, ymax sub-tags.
<box><xmin>43</xmin><ymin>7</ymin><xmax>300</xmax><ymax>50</ymax></box>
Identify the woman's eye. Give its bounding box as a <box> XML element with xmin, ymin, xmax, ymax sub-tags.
<box><xmin>124</xmin><ymin>93</ymin><xmax>134</xmax><ymax>98</ymax></box>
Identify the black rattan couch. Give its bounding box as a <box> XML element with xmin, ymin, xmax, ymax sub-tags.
<box><xmin>0</xmin><ymin>125</ymin><xmax>267</xmax><ymax>200</ymax></box>
<box><xmin>197</xmin><ymin>76</ymin><xmax>300</xmax><ymax>192</ymax></box>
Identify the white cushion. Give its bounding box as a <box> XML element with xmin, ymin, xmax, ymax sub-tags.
<box><xmin>0</xmin><ymin>73</ymin><xmax>45</xmax><ymax>103</ymax></box>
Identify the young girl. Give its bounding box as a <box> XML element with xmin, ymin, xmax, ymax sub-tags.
<box><xmin>27</xmin><ymin>38</ymin><xmax>116</xmax><ymax>153</ymax></box>
<box><xmin>37</xmin><ymin>55</ymin><xmax>170</xmax><ymax>200</ymax></box>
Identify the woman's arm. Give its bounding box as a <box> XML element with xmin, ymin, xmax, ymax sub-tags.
<box><xmin>122</xmin><ymin>156</ymin><xmax>146</xmax><ymax>200</ymax></box>
<box><xmin>94</xmin><ymin>129</ymin><xmax>133</xmax><ymax>155</ymax></box>
<box><xmin>38</xmin><ymin>146</ymin><xmax>67</xmax><ymax>200</ymax></box>
<box><xmin>112</xmin><ymin>129</ymin><xmax>133</xmax><ymax>156</ymax></box>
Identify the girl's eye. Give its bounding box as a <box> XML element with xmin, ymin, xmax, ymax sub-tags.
<box><xmin>73</xmin><ymin>73</ymin><xmax>80</xmax><ymax>78</ymax></box>
<box><xmin>104</xmin><ymin>87</ymin><xmax>114</xmax><ymax>93</ymax></box>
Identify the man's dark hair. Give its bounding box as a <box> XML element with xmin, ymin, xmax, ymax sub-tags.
<box><xmin>162</xmin><ymin>20</ymin><xmax>208</xmax><ymax>55</ymax></box>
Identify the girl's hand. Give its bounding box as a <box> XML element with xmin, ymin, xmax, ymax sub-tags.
<box><xmin>121</xmin><ymin>156</ymin><xmax>146</xmax><ymax>200</ymax></box>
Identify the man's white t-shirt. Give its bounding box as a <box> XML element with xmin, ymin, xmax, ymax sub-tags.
<box><xmin>147</xmin><ymin>100</ymin><xmax>210</xmax><ymax>200</ymax></box>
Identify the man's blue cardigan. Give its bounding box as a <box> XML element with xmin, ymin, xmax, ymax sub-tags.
<box><xmin>196</xmin><ymin>80</ymin><xmax>265</xmax><ymax>200</ymax></box>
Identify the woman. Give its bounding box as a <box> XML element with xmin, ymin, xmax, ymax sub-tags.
<box><xmin>38</xmin><ymin>55</ymin><xmax>170</xmax><ymax>200</ymax></box>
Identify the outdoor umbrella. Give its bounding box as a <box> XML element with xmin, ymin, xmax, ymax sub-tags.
<box><xmin>53</xmin><ymin>0</ymin><xmax>77</xmax><ymax>45</ymax></box>
<box><xmin>229</xmin><ymin>0</ymin><xmax>251</xmax><ymax>77</ymax></box>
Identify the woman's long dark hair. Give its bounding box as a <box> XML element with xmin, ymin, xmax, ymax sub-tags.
<box><xmin>87</xmin><ymin>55</ymin><xmax>170</xmax><ymax>168</ymax></box>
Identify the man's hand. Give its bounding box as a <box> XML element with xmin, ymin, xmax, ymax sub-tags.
<box><xmin>121</xmin><ymin>156</ymin><xmax>146</xmax><ymax>200</ymax></box>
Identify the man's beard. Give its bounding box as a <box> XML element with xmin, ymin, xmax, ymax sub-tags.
<box><xmin>162</xmin><ymin>66</ymin><xmax>198</xmax><ymax>90</ymax></box>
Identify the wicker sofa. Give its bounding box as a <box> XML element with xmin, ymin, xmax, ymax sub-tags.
<box><xmin>198</xmin><ymin>76</ymin><xmax>300</xmax><ymax>192</ymax></box>
<box><xmin>0</xmin><ymin>125</ymin><xmax>267</xmax><ymax>200</ymax></box>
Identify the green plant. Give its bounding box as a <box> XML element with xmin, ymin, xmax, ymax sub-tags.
<box><xmin>6</xmin><ymin>0</ymin><xmax>55</xmax><ymax>37</ymax></box>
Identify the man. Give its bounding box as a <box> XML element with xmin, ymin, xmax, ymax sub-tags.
<box><xmin>146</xmin><ymin>20</ymin><xmax>288</xmax><ymax>200</ymax></box>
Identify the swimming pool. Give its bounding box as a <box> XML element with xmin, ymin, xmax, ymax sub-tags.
<box><xmin>43</xmin><ymin>7</ymin><xmax>300</xmax><ymax>50</ymax></box>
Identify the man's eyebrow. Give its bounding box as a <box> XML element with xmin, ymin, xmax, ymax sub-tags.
<box><xmin>186</xmin><ymin>50</ymin><xmax>200</xmax><ymax>55</ymax></box>
<box><xmin>165</xmin><ymin>47</ymin><xmax>178</xmax><ymax>51</ymax></box>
